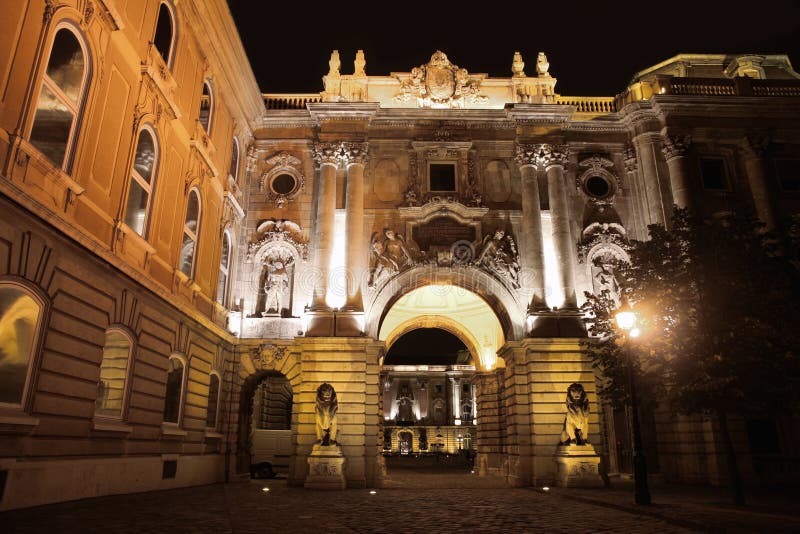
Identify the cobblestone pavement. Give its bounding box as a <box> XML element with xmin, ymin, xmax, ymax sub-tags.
<box><xmin>3</xmin><ymin>472</ymin><xmax>800</xmax><ymax>533</ymax></box>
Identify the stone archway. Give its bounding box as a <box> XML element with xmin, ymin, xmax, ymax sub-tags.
<box><xmin>232</xmin><ymin>343</ymin><xmax>301</xmax><ymax>477</ymax></box>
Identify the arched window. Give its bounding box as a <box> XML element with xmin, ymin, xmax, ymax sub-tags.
<box><xmin>162</xmin><ymin>355</ymin><xmax>185</xmax><ymax>424</ymax></box>
<box><xmin>124</xmin><ymin>126</ymin><xmax>158</xmax><ymax>236</ymax></box>
<box><xmin>229</xmin><ymin>138</ymin><xmax>240</xmax><ymax>182</ymax></box>
<box><xmin>199</xmin><ymin>81</ymin><xmax>213</xmax><ymax>134</ymax></box>
<box><xmin>206</xmin><ymin>372</ymin><xmax>221</xmax><ymax>429</ymax></box>
<box><xmin>179</xmin><ymin>190</ymin><xmax>201</xmax><ymax>277</ymax></box>
<box><xmin>153</xmin><ymin>2</ymin><xmax>175</xmax><ymax>67</ymax></box>
<box><xmin>94</xmin><ymin>328</ymin><xmax>133</xmax><ymax>418</ymax></box>
<box><xmin>0</xmin><ymin>281</ymin><xmax>45</xmax><ymax>407</ymax></box>
<box><xmin>216</xmin><ymin>231</ymin><xmax>231</xmax><ymax>305</ymax></box>
<box><xmin>28</xmin><ymin>25</ymin><xmax>90</xmax><ymax>171</ymax></box>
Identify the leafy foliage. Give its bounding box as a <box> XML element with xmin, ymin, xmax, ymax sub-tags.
<box><xmin>584</xmin><ymin>208</ymin><xmax>800</xmax><ymax>417</ymax></box>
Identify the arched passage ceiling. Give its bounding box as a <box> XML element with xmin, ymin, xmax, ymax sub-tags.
<box><xmin>378</xmin><ymin>285</ymin><xmax>505</xmax><ymax>371</ymax></box>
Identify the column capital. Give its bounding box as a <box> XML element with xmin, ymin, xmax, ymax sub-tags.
<box><xmin>313</xmin><ymin>141</ymin><xmax>343</xmax><ymax>167</ymax></box>
<box><xmin>514</xmin><ymin>143</ymin><xmax>569</xmax><ymax>169</ymax></box>
<box><xmin>661</xmin><ymin>132</ymin><xmax>691</xmax><ymax>161</ymax></box>
<box><xmin>341</xmin><ymin>141</ymin><xmax>370</xmax><ymax>166</ymax></box>
<box><xmin>744</xmin><ymin>132</ymin><xmax>770</xmax><ymax>157</ymax></box>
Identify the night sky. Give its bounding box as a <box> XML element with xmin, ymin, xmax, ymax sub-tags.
<box><xmin>384</xmin><ymin>328</ymin><xmax>468</xmax><ymax>365</ymax></box>
<box><xmin>227</xmin><ymin>1</ymin><xmax>800</xmax><ymax>96</ymax></box>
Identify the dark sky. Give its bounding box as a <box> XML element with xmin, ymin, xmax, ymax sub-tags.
<box><xmin>227</xmin><ymin>1</ymin><xmax>800</xmax><ymax>96</ymax></box>
<box><xmin>384</xmin><ymin>328</ymin><xmax>467</xmax><ymax>365</ymax></box>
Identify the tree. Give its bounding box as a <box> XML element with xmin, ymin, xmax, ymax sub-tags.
<box><xmin>584</xmin><ymin>207</ymin><xmax>800</xmax><ymax>506</ymax></box>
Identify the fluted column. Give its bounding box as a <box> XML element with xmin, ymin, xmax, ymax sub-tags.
<box><xmin>661</xmin><ymin>131</ymin><xmax>693</xmax><ymax>209</ymax></box>
<box><xmin>742</xmin><ymin>133</ymin><xmax>776</xmax><ymax>230</ymax></box>
<box><xmin>632</xmin><ymin>133</ymin><xmax>668</xmax><ymax>226</ymax></box>
<box><xmin>341</xmin><ymin>142</ymin><xmax>369</xmax><ymax>311</ymax></box>
<box><xmin>543</xmin><ymin>144</ymin><xmax>578</xmax><ymax>310</ymax></box>
<box><xmin>515</xmin><ymin>144</ymin><xmax>548</xmax><ymax>311</ymax></box>
<box><xmin>451</xmin><ymin>378</ymin><xmax>461</xmax><ymax>421</ymax></box>
<box><xmin>309</xmin><ymin>142</ymin><xmax>340</xmax><ymax>310</ymax></box>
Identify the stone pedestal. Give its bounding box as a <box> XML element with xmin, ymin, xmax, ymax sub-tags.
<box><xmin>305</xmin><ymin>444</ymin><xmax>346</xmax><ymax>490</ymax></box>
<box><xmin>335</xmin><ymin>311</ymin><xmax>364</xmax><ymax>337</ymax></box>
<box><xmin>305</xmin><ymin>310</ymin><xmax>335</xmax><ymax>337</ymax></box>
<box><xmin>554</xmin><ymin>444</ymin><xmax>604</xmax><ymax>488</ymax></box>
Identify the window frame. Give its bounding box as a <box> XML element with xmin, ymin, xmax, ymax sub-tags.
<box><xmin>93</xmin><ymin>326</ymin><xmax>135</xmax><ymax>421</ymax></box>
<box><xmin>205</xmin><ymin>371</ymin><xmax>222</xmax><ymax>430</ymax></box>
<box><xmin>199</xmin><ymin>80</ymin><xmax>214</xmax><ymax>136</ymax></box>
<box><xmin>153</xmin><ymin>1</ymin><xmax>177</xmax><ymax>69</ymax></box>
<box><xmin>124</xmin><ymin>124</ymin><xmax>160</xmax><ymax>238</ymax></box>
<box><xmin>26</xmin><ymin>21</ymin><xmax>92</xmax><ymax>173</ymax></box>
<box><xmin>428</xmin><ymin>161</ymin><xmax>458</xmax><ymax>193</ymax></box>
<box><xmin>216</xmin><ymin>229</ymin><xmax>232</xmax><ymax>305</ymax></box>
<box><xmin>162</xmin><ymin>353</ymin><xmax>187</xmax><ymax>425</ymax></box>
<box><xmin>179</xmin><ymin>189</ymin><xmax>202</xmax><ymax>279</ymax></box>
<box><xmin>698</xmin><ymin>156</ymin><xmax>732</xmax><ymax>192</ymax></box>
<box><xmin>0</xmin><ymin>278</ymin><xmax>48</xmax><ymax>411</ymax></box>
<box><xmin>229</xmin><ymin>137</ymin><xmax>241</xmax><ymax>182</ymax></box>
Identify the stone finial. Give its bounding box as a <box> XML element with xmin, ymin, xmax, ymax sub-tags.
<box><xmin>536</xmin><ymin>52</ymin><xmax>550</xmax><ymax>77</ymax></box>
<box><xmin>327</xmin><ymin>50</ymin><xmax>341</xmax><ymax>77</ymax></box>
<box><xmin>354</xmin><ymin>49</ymin><xmax>366</xmax><ymax>77</ymax></box>
<box><xmin>512</xmin><ymin>51</ymin><xmax>526</xmax><ymax>78</ymax></box>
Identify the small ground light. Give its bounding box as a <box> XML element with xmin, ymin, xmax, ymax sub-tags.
<box><xmin>542</xmin><ymin>486</ymin><xmax>550</xmax><ymax>492</ymax></box>
<box><xmin>369</xmin><ymin>490</ymin><xmax>377</xmax><ymax>494</ymax></box>
<box><xmin>262</xmin><ymin>487</ymin><xmax>270</xmax><ymax>492</ymax></box>
<box><xmin>470</xmin><ymin>470</ymin><xmax>475</xmax><ymax>474</ymax></box>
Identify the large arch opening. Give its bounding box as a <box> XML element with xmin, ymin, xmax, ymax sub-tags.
<box><xmin>378</xmin><ymin>285</ymin><xmax>506</xmax><ymax>478</ymax></box>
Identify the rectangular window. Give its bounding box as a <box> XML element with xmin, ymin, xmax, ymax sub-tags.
<box><xmin>429</xmin><ymin>163</ymin><xmax>456</xmax><ymax>192</ymax></box>
<box><xmin>700</xmin><ymin>158</ymin><xmax>729</xmax><ymax>190</ymax></box>
<box><xmin>774</xmin><ymin>158</ymin><xmax>800</xmax><ymax>192</ymax></box>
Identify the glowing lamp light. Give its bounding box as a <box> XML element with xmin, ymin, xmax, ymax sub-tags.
<box><xmin>262</xmin><ymin>487</ymin><xmax>270</xmax><ymax>492</ymax></box>
<box><xmin>542</xmin><ymin>486</ymin><xmax>550</xmax><ymax>492</ymax></box>
<box><xmin>615</xmin><ymin>310</ymin><xmax>637</xmax><ymax>331</ymax></box>
<box><xmin>629</xmin><ymin>327</ymin><xmax>641</xmax><ymax>338</ymax></box>
<box><xmin>369</xmin><ymin>490</ymin><xmax>377</xmax><ymax>495</ymax></box>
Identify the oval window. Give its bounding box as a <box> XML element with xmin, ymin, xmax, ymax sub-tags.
<box><xmin>271</xmin><ymin>173</ymin><xmax>296</xmax><ymax>195</ymax></box>
<box><xmin>585</xmin><ymin>175</ymin><xmax>611</xmax><ymax>198</ymax></box>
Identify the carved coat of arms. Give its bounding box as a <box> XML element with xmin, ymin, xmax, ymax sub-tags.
<box><xmin>395</xmin><ymin>51</ymin><xmax>487</xmax><ymax>109</ymax></box>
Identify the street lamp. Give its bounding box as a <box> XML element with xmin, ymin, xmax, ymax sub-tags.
<box><xmin>615</xmin><ymin>309</ymin><xmax>651</xmax><ymax>505</ymax></box>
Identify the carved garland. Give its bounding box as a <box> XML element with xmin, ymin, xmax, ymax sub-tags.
<box><xmin>260</xmin><ymin>152</ymin><xmax>305</xmax><ymax>208</ymax></box>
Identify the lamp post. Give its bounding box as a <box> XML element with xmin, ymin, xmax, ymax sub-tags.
<box><xmin>615</xmin><ymin>310</ymin><xmax>652</xmax><ymax>506</ymax></box>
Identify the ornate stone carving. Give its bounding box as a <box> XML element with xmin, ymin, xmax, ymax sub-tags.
<box><xmin>623</xmin><ymin>144</ymin><xmax>638</xmax><ymax>173</ymax></box>
<box><xmin>394</xmin><ymin>51</ymin><xmax>488</xmax><ymax>109</ymax></box>
<box><xmin>464</xmin><ymin>152</ymin><xmax>483</xmax><ymax>207</ymax></box>
<box><xmin>354</xmin><ymin>49</ymin><xmax>366</xmax><ymax>77</ymax></box>
<box><xmin>341</xmin><ymin>142</ymin><xmax>369</xmax><ymax>166</ymax></box>
<box><xmin>577</xmin><ymin>155</ymin><xmax>619</xmax><ymax>199</ymax></box>
<box><xmin>536</xmin><ymin>52</ymin><xmax>551</xmax><ymax>77</ymax></box>
<box><xmin>560</xmin><ymin>383</ymin><xmax>589</xmax><ymax>445</ymax></box>
<box><xmin>263</xmin><ymin>256</ymin><xmax>293</xmax><ymax>315</ymax></box>
<box><xmin>661</xmin><ymin>133</ymin><xmax>692</xmax><ymax>160</ymax></box>
<box><xmin>327</xmin><ymin>50</ymin><xmax>340</xmax><ymax>77</ymax></box>
<box><xmin>369</xmin><ymin>228</ymin><xmax>414</xmax><ymax>287</ymax></box>
<box><xmin>248</xmin><ymin>219</ymin><xmax>309</xmax><ymax>262</ymax></box>
<box><xmin>745</xmin><ymin>132</ymin><xmax>770</xmax><ymax>157</ymax></box>
<box><xmin>512</xmin><ymin>52</ymin><xmax>526</xmax><ymax>77</ymax></box>
<box><xmin>315</xmin><ymin>383</ymin><xmax>338</xmax><ymax>445</ymax></box>
<box><xmin>313</xmin><ymin>142</ymin><xmax>343</xmax><ymax>166</ymax></box>
<box><xmin>260</xmin><ymin>151</ymin><xmax>305</xmax><ymax>208</ymax></box>
<box><xmin>577</xmin><ymin>224</ymin><xmax>628</xmax><ymax>263</ymax></box>
<box><xmin>475</xmin><ymin>229</ymin><xmax>521</xmax><ymax>288</ymax></box>
<box><xmin>252</xmin><ymin>344</ymin><xmax>288</xmax><ymax>369</ymax></box>
<box><xmin>514</xmin><ymin>143</ymin><xmax>570</xmax><ymax>169</ymax></box>
<box><xmin>403</xmin><ymin>152</ymin><xmax>421</xmax><ymax>207</ymax></box>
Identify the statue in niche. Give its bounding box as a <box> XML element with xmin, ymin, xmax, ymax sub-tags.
<box><xmin>475</xmin><ymin>230</ymin><xmax>521</xmax><ymax>288</ymax></box>
<box><xmin>315</xmin><ymin>383</ymin><xmax>338</xmax><ymax>446</ymax></box>
<box><xmin>591</xmin><ymin>251</ymin><xmax>621</xmax><ymax>304</ymax></box>
<box><xmin>418</xmin><ymin>428</ymin><xmax>428</xmax><ymax>450</ymax></box>
<box><xmin>263</xmin><ymin>257</ymin><xmax>293</xmax><ymax>315</ymax></box>
<box><xmin>396</xmin><ymin>383</ymin><xmax>415</xmax><ymax>422</ymax></box>
<box><xmin>559</xmin><ymin>383</ymin><xmax>590</xmax><ymax>446</ymax></box>
<box><xmin>368</xmin><ymin>228</ymin><xmax>414</xmax><ymax>287</ymax></box>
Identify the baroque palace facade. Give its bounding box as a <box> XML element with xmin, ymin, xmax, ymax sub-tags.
<box><xmin>1</xmin><ymin>0</ymin><xmax>799</xmax><ymax>509</ymax></box>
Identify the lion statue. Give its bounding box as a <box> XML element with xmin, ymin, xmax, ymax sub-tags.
<box><xmin>559</xmin><ymin>382</ymin><xmax>589</xmax><ymax>445</ymax></box>
<box><xmin>315</xmin><ymin>383</ymin><xmax>338</xmax><ymax>446</ymax></box>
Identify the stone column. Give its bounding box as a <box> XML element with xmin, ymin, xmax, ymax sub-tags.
<box><xmin>382</xmin><ymin>377</ymin><xmax>393</xmax><ymax>420</ymax></box>
<box><xmin>306</xmin><ymin>142</ymin><xmax>340</xmax><ymax>335</ymax></box>
<box><xmin>742</xmin><ymin>133</ymin><xmax>776</xmax><ymax>230</ymax></box>
<box><xmin>418</xmin><ymin>380</ymin><xmax>428</xmax><ymax>418</ymax></box>
<box><xmin>474</xmin><ymin>371</ymin><xmax>503</xmax><ymax>476</ymax></box>
<box><xmin>543</xmin><ymin>144</ymin><xmax>578</xmax><ymax>310</ymax></box>
<box><xmin>661</xmin><ymin>131</ymin><xmax>693</xmax><ymax>210</ymax></box>
<box><xmin>515</xmin><ymin>144</ymin><xmax>548</xmax><ymax>311</ymax></box>
<box><xmin>632</xmin><ymin>133</ymin><xmax>668</xmax><ymax>226</ymax></box>
<box><xmin>451</xmin><ymin>378</ymin><xmax>461</xmax><ymax>422</ymax></box>
<box><xmin>623</xmin><ymin>145</ymin><xmax>649</xmax><ymax>241</ymax></box>
<box><xmin>342</xmin><ymin>142</ymin><xmax>369</xmax><ymax>310</ymax></box>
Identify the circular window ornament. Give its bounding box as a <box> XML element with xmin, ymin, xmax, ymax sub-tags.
<box><xmin>271</xmin><ymin>173</ymin><xmax>297</xmax><ymax>195</ymax></box>
<box><xmin>260</xmin><ymin>152</ymin><xmax>305</xmax><ymax>208</ymax></box>
<box><xmin>585</xmin><ymin>175</ymin><xmax>611</xmax><ymax>199</ymax></box>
